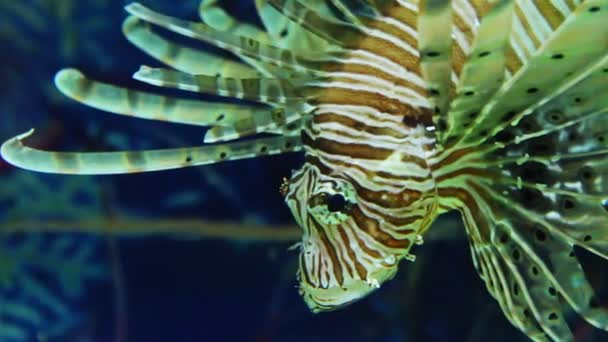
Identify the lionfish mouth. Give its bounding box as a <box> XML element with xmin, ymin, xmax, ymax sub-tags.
<box><xmin>298</xmin><ymin>253</ymin><xmax>401</xmax><ymax>313</ymax></box>
<box><xmin>300</xmin><ymin>280</ymin><xmax>380</xmax><ymax>313</ymax></box>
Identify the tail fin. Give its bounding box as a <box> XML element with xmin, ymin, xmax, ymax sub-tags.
<box><xmin>432</xmin><ymin>0</ymin><xmax>608</xmax><ymax>340</ymax></box>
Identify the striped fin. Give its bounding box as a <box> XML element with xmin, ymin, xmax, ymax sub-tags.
<box><xmin>451</xmin><ymin>0</ymin><xmax>482</xmax><ymax>70</ymax></box>
<box><xmin>486</xmin><ymin>54</ymin><xmax>608</xmax><ymax>151</ymax></box>
<box><xmin>337</xmin><ymin>0</ymin><xmax>381</xmax><ymax>17</ymax></box>
<box><xmin>203</xmin><ymin>107</ymin><xmax>306</xmax><ymax>143</ymax></box>
<box><xmin>133</xmin><ymin>66</ymin><xmax>313</xmax><ymax>104</ymax></box>
<box><xmin>417</xmin><ymin>0</ymin><xmax>453</xmax><ymax>128</ymax></box>
<box><xmin>210</xmin><ymin>117</ymin><xmax>307</xmax><ymax>144</ymax></box>
<box><xmin>325</xmin><ymin>0</ymin><xmax>365</xmax><ymax>25</ymax></box>
<box><xmin>197</xmin><ymin>0</ymin><xmax>282</xmax><ymax>78</ymax></box>
<box><xmin>267</xmin><ymin>0</ymin><xmax>363</xmax><ymax>47</ymax></box>
<box><xmin>506</xmin><ymin>0</ymin><xmax>581</xmax><ymax>76</ymax></box>
<box><xmin>255</xmin><ymin>0</ymin><xmax>334</xmax><ymax>51</ymax></box>
<box><xmin>125</xmin><ymin>3</ymin><xmax>338</xmax><ymax>74</ymax></box>
<box><xmin>436</xmin><ymin>55</ymin><xmax>608</xmax><ymax>180</ymax></box>
<box><xmin>440</xmin><ymin>0</ymin><xmax>515</xmax><ymax>143</ymax></box>
<box><xmin>123</xmin><ymin>8</ymin><xmax>296</xmax><ymax>80</ymax></box>
<box><xmin>199</xmin><ymin>0</ymin><xmax>271</xmax><ymax>42</ymax></box>
<box><xmin>198</xmin><ymin>0</ymin><xmax>332</xmax><ymax>77</ymax></box>
<box><xmin>434</xmin><ymin>2</ymin><xmax>608</xmax><ymax>339</ymax></box>
<box><xmin>201</xmin><ymin>0</ymin><xmax>352</xmax><ymax>42</ymax></box>
<box><xmin>459</xmin><ymin>198</ymin><xmax>595</xmax><ymax>341</ymax></box>
<box><xmin>451</xmin><ymin>126</ymin><xmax>608</xmax><ymax>335</ymax></box>
<box><xmin>457</xmin><ymin>0</ymin><xmax>608</xmax><ymax>146</ymax></box>
<box><xmin>54</xmin><ymin>68</ymin><xmax>276</xmax><ymax>127</ymax></box>
<box><xmin>0</xmin><ymin>129</ymin><xmax>302</xmax><ymax>175</ymax></box>
<box><xmin>122</xmin><ymin>16</ymin><xmax>260</xmax><ymax>77</ymax></box>
<box><xmin>437</xmin><ymin>85</ymin><xmax>608</xmax><ymax>336</ymax></box>
<box><xmin>266</xmin><ymin>117</ymin><xmax>308</xmax><ymax>136</ymax></box>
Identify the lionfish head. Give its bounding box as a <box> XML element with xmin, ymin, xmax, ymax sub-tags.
<box><xmin>284</xmin><ymin>163</ymin><xmax>413</xmax><ymax>312</ymax></box>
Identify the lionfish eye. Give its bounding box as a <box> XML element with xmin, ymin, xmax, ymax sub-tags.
<box><xmin>327</xmin><ymin>194</ymin><xmax>346</xmax><ymax>212</ymax></box>
<box><xmin>308</xmin><ymin>191</ymin><xmax>354</xmax><ymax>225</ymax></box>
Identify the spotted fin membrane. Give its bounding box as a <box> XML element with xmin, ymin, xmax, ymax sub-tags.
<box><xmin>1</xmin><ymin>1</ymin><xmax>608</xmax><ymax>341</ymax></box>
<box><xmin>430</xmin><ymin>1</ymin><xmax>608</xmax><ymax>341</ymax></box>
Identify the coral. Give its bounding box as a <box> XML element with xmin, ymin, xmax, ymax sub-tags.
<box><xmin>0</xmin><ymin>172</ymin><xmax>107</xmax><ymax>340</ymax></box>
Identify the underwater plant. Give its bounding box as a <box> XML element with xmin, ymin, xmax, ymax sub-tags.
<box><xmin>0</xmin><ymin>172</ymin><xmax>107</xmax><ymax>340</ymax></box>
<box><xmin>2</xmin><ymin>0</ymin><xmax>608</xmax><ymax>341</ymax></box>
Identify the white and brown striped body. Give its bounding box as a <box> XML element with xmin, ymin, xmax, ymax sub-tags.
<box><xmin>283</xmin><ymin>3</ymin><xmax>443</xmax><ymax>310</ymax></box>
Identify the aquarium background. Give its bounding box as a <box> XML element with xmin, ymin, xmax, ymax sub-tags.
<box><xmin>0</xmin><ymin>1</ymin><xmax>606</xmax><ymax>341</ymax></box>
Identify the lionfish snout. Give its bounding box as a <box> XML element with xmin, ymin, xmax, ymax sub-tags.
<box><xmin>284</xmin><ymin>164</ymin><xmax>408</xmax><ymax>312</ymax></box>
<box><xmin>296</xmin><ymin>233</ymin><xmax>402</xmax><ymax>312</ymax></box>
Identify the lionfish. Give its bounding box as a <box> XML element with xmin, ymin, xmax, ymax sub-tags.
<box><xmin>2</xmin><ymin>0</ymin><xmax>607</xmax><ymax>340</ymax></box>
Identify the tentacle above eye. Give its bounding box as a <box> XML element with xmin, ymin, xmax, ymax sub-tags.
<box><xmin>0</xmin><ymin>129</ymin><xmax>302</xmax><ymax>175</ymax></box>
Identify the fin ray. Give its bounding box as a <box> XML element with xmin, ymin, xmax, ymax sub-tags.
<box><xmin>125</xmin><ymin>3</ymin><xmax>337</xmax><ymax>74</ymax></box>
<box><xmin>268</xmin><ymin>0</ymin><xmax>362</xmax><ymax>46</ymax></box>
<box><xmin>458</xmin><ymin>0</ymin><xmax>608</xmax><ymax>146</ymax></box>
<box><xmin>203</xmin><ymin>108</ymin><xmax>306</xmax><ymax>143</ymax></box>
<box><xmin>417</xmin><ymin>0</ymin><xmax>453</xmax><ymax>128</ymax></box>
<box><xmin>54</xmin><ymin>68</ymin><xmax>277</xmax><ymax>127</ymax></box>
<box><xmin>133</xmin><ymin>66</ymin><xmax>313</xmax><ymax>104</ymax></box>
<box><xmin>1</xmin><ymin>129</ymin><xmax>302</xmax><ymax>175</ymax></box>
<box><xmin>122</xmin><ymin>16</ymin><xmax>260</xmax><ymax>77</ymax></box>
<box><xmin>442</xmin><ymin>0</ymin><xmax>516</xmax><ymax>142</ymax></box>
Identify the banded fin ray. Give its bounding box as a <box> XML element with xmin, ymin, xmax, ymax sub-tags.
<box><xmin>203</xmin><ymin>107</ymin><xmax>307</xmax><ymax>143</ymax></box>
<box><xmin>125</xmin><ymin>2</ymin><xmax>343</xmax><ymax>74</ymax></box>
<box><xmin>200</xmin><ymin>0</ymin><xmax>351</xmax><ymax>46</ymax></box>
<box><xmin>0</xmin><ymin>129</ymin><xmax>302</xmax><ymax>175</ymax></box>
<box><xmin>438</xmin><ymin>120</ymin><xmax>608</xmax><ymax>338</ymax></box>
<box><xmin>441</xmin><ymin>0</ymin><xmax>515</xmax><ymax>142</ymax></box>
<box><xmin>336</xmin><ymin>0</ymin><xmax>381</xmax><ymax>18</ymax></box>
<box><xmin>122</xmin><ymin>16</ymin><xmax>261</xmax><ymax>77</ymax></box>
<box><xmin>417</xmin><ymin>0</ymin><xmax>453</xmax><ymax>125</ymax></box>
<box><xmin>123</xmin><ymin>7</ymin><xmax>298</xmax><ymax>85</ymax></box>
<box><xmin>457</xmin><ymin>186</ymin><xmax>604</xmax><ymax>341</ymax></box>
<box><xmin>506</xmin><ymin>0</ymin><xmax>581</xmax><ymax>76</ymax></box>
<box><xmin>267</xmin><ymin>0</ymin><xmax>363</xmax><ymax>47</ymax></box>
<box><xmin>254</xmin><ymin>0</ymin><xmax>335</xmax><ymax>50</ymax></box>
<box><xmin>199</xmin><ymin>0</ymin><xmax>272</xmax><ymax>42</ymax></box>
<box><xmin>54</xmin><ymin>68</ymin><xmax>280</xmax><ymax>128</ymax></box>
<box><xmin>133</xmin><ymin>66</ymin><xmax>315</xmax><ymax>104</ymax></box>
<box><xmin>325</xmin><ymin>0</ymin><xmax>365</xmax><ymax>24</ymax></box>
<box><xmin>2</xmin><ymin>1</ymin><xmax>324</xmax><ymax>176</ymax></box>
<box><xmin>434</xmin><ymin>1</ymin><xmax>608</xmax><ymax>340</ymax></box>
<box><xmin>197</xmin><ymin>0</ymin><xmax>302</xmax><ymax>78</ymax></box>
<box><xmin>458</xmin><ymin>0</ymin><xmax>608</xmax><ymax>146</ymax></box>
<box><xmin>484</xmin><ymin>54</ymin><xmax>608</xmax><ymax>154</ymax></box>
